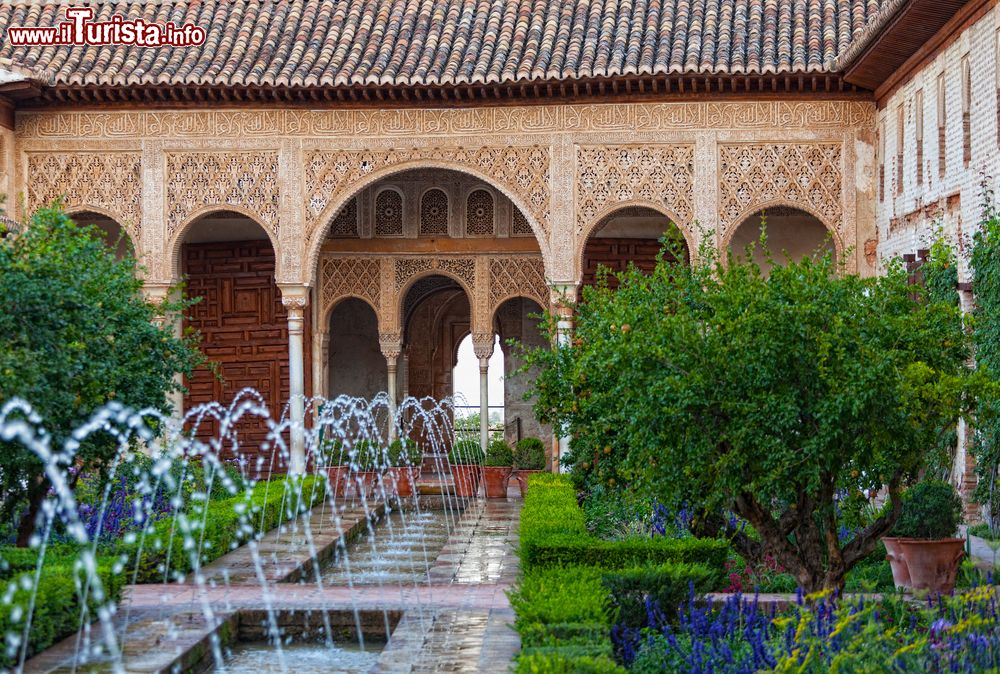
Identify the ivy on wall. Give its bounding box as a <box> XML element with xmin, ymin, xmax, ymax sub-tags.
<box><xmin>970</xmin><ymin>182</ymin><xmax>1000</xmax><ymax>525</ymax></box>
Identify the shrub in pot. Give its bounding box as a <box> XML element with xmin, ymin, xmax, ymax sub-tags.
<box><xmin>387</xmin><ymin>438</ymin><xmax>423</xmax><ymax>497</ymax></box>
<box><xmin>483</xmin><ymin>439</ymin><xmax>514</xmax><ymax>498</ymax></box>
<box><xmin>351</xmin><ymin>439</ymin><xmax>386</xmax><ymax>499</ymax></box>
<box><xmin>890</xmin><ymin>480</ymin><xmax>965</xmax><ymax>593</ymax></box>
<box><xmin>514</xmin><ymin>437</ymin><xmax>547</xmax><ymax>496</ymax></box>
<box><xmin>448</xmin><ymin>439</ymin><xmax>484</xmax><ymax>497</ymax></box>
<box><xmin>319</xmin><ymin>437</ymin><xmax>349</xmax><ymax>498</ymax></box>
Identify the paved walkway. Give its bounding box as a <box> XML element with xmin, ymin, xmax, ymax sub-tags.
<box><xmin>25</xmin><ymin>494</ymin><xmax>522</xmax><ymax>673</ymax></box>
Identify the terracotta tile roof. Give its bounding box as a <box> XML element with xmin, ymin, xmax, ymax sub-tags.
<box><xmin>0</xmin><ymin>0</ymin><xmax>892</xmax><ymax>89</ymax></box>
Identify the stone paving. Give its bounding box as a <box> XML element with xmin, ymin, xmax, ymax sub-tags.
<box><xmin>24</xmin><ymin>489</ymin><xmax>523</xmax><ymax>673</ymax></box>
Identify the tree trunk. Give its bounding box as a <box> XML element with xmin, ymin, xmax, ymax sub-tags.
<box><xmin>15</xmin><ymin>480</ymin><xmax>48</xmax><ymax>548</ymax></box>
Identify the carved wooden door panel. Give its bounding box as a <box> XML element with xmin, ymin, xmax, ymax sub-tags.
<box><xmin>182</xmin><ymin>240</ymin><xmax>310</xmax><ymax>476</ymax></box>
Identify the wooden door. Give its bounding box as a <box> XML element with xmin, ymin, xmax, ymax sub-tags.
<box><xmin>182</xmin><ymin>239</ymin><xmax>310</xmax><ymax>475</ymax></box>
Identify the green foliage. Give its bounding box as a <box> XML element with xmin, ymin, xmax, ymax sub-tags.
<box><xmin>601</xmin><ymin>562</ymin><xmax>720</xmax><ymax>628</ymax></box>
<box><xmin>0</xmin><ymin>556</ymin><xmax>126</xmax><ymax>668</ymax></box>
<box><xmin>891</xmin><ymin>480</ymin><xmax>963</xmax><ymax>539</ymax></box>
<box><xmin>970</xmin><ymin>184</ymin><xmax>1000</xmax><ymax>525</ymax></box>
<box><xmin>387</xmin><ymin>438</ymin><xmax>422</xmax><ymax>467</ymax></box>
<box><xmin>968</xmin><ymin>522</ymin><xmax>1000</xmax><ymax>540</ymax></box>
<box><xmin>522</xmin><ymin>235</ymin><xmax>979</xmax><ymax>590</ymax></box>
<box><xmin>509</xmin><ymin>566</ymin><xmax>614</xmax><ymax>629</ymax></box>
<box><xmin>514</xmin><ymin>652</ymin><xmax>626</xmax><ymax>674</ymax></box>
<box><xmin>485</xmin><ymin>439</ymin><xmax>514</xmax><ymax>466</ymax></box>
<box><xmin>581</xmin><ymin>484</ymin><xmax>655</xmax><ymax>540</ymax></box>
<box><xmin>351</xmin><ymin>439</ymin><xmax>385</xmax><ymax>471</ymax></box>
<box><xmin>514</xmin><ymin>437</ymin><xmax>547</xmax><ymax>470</ymax></box>
<box><xmin>117</xmin><ymin>475</ymin><xmax>326</xmax><ymax>583</ymax></box>
<box><xmin>0</xmin><ymin>204</ymin><xmax>204</xmax><ymax>543</ymax></box>
<box><xmin>448</xmin><ymin>438</ymin><xmax>484</xmax><ymax>466</ymax></box>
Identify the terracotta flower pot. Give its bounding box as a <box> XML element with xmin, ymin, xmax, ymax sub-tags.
<box><xmin>483</xmin><ymin>466</ymin><xmax>512</xmax><ymax>498</ymax></box>
<box><xmin>451</xmin><ymin>464</ymin><xmax>481</xmax><ymax>497</ymax></box>
<box><xmin>326</xmin><ymin>465</ymin><xmax>349</xmax><ymax>498</ymax></box>
<box><xmin>351</xmin><ymin>470</ymin><xmax>382</xmax><ymax>499</ymax></box>
<box><xmin>515</xmin><ymin>469</ymin><xmax>541</xmax><ymax>497</ymax></box>
<box><xmin>898</xmin><ymin>538</ymin><xmax>965</xmax><ymax>594</ymax></box>
<box><xmin>882</xmin><ymin>537</ymin><xmax>913</xmax><ymax>589</ymax></box>
<box><xmin>388</xmin><ymin>465</ymin><xmax>421</xmax><ymax>497</ymax></box>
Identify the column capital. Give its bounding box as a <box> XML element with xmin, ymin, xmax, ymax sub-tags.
<box><xmin>141</xmin><ymin>281</ymin><xmax>173</xmax><ymax>304</ymax></box>
<box><xmin>379</xmin><ymin>331</ymin><xmax>403</xmax><ymax>359</ymax></box>
<box><xmin>278</xmin><ymin>283</ymin><xmax>310</xmax><ymax>312</ymax></box>
<box><xmin>471</xmin><ymin>331</ymin><xmax>495</xmax><ymax>360</ymax></box>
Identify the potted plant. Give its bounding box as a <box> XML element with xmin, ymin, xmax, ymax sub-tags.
<box><xmin>483</xmin><ymin>439</ymin><xmax>514</xmax><ymax>498</ymax></box>
<box><xmin>318</xmin><ymin>436</ymin><xmax>349</xmax><ymax>498</ymax></box>
<box><xmin>891</xmin><ymin>480</ymin><xmax>965</xmax><ymax>593</ymax></box>
<box><xmin>513</xmin><ymin>437</ymin><xmax>546</xmax><ymax>496</ymax></box>
<box><xmin>448</xmin><ymin>438</ymin><xmax>484</xmax><ymax>498</ymax></box>
<box><xmin>350</xmin><ymin>439</ymin><xmax>385</xmax><ymax>499</ymax></box>
<box><xmin>387</xmin><ymin>438</ymin><xmax>423</xmax><ymax>498</ymax></box>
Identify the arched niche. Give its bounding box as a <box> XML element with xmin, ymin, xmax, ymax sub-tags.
<box><xmin>728</xmin><ymin>205</ymin><xmax>837</xmax><ymax>272</ymax></box>
<box><xmin>327</xmin><ymin>298</ymin><xmax>386</xmax><ymax>400</ymax></box>
<box><xmin>69</xmin><ymin>210</ymin><xmax>135</xmax><ymax>260</ymax></box>
<box><xmin>401</xmin><ymin>274</ymin><xmax>471</xmax><ymax>402</ymax></box>
<box><xmin>580</xmin><ymin>206</ymin><xmax>689</xmax><ymax>290</ymax></box>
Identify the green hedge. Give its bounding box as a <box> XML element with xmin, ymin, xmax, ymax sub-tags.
<box><xmin>123</xmin><ymin>475</ymin><xmax>326</xmax><ymax>582</ymax></box>
<box><xmin>513</xmin><ymin>474</ymin><xmax>730</xmax><ymax>671</ymax></box>
<box><xmin>0</xmin><ymin>556</ymin><xmax>125</xmax><ymax>668</ymax></box>
<box><xmin>519</xmin><ymin>474</ymin><xmax>728</xmax><ymax>572</ymax></box>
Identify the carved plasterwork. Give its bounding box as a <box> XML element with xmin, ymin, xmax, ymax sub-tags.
<box><xmin>303</xmin><ymin>145</ymin><xmax>550</xmax><ymax>246</ymax></box>
<box><xmin>17</xmin><ymin>102</ymin><xmax>875</xmax><ymax>140</ymax></box>
<box><xmin>25</xmin><ymin>151</ymin><xmax>142</xmax><ymax>239</ymax></box>
<box><xmin>374</xmin><ymin>189</ymin><xmax>403</xmax><ymax>236</ymax></box>
<box><xmin>718</xmin><ymin>143</ymin><xmax>843</xmax><ymax>241</ymax></box>
<box><xmin>319</xmin><ymin>256</ymin><xmax>381</xmax><ymax>323</ymax></box>
<box><xmin>488</xmin><ymin>257</ymin><xmax>548</xmax><ymax>319</ymax></box>
<box><xmin>420</xmin><ymin>188</ymin><xmax>449</xmax><ymax>235</ymax></box>
<box><xmin>466</xmin><ymin>189</ymin><xmax>495</xmax><ymax>236</ymax></box>
<box><xmin>165</xmin><ymin>151</ymin><xmax>279</xmax><ymax>239</ymax></box>
<box><xmin>329</xmin><ymin>197</ymin><xmax>358</xmax><ymax>237</ymax></box>
<box><xmin>576</xmin><ymin>145</ymin><xmax>694</xmax><ymax>237</ymax></box>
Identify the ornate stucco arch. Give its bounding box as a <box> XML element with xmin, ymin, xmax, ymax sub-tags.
<box><xmin>576</xmin><ymin>199</ymin><xmax>695</xmax><ymax>281</ymax></box>
<box><xmin>65</xmin><ymin>205</ymin><xmax>141</xmax><ymax>256</ymax></box>
<box><xmin>486</xmin><ymin>257</ymin><xmax>549</xmax><ymax>326</ymax></box>
<box><xmin>303</xmin><ymin>151</ymin><xmax>552</xmax><ymax>283</ymax></box>
<box><xmin>167</xmin><ymin>205</ymin><xmax>280</xmax><ymax>278</ymax></box>
<box><xmin>721</xmin><ymin>199</ymin><xmax>845</xmax><ymax>262</ymax></box>
<box><xmin>395</xmin><ymin>265</ymin><xmax>477</xmax><ymax>335</ymax></box>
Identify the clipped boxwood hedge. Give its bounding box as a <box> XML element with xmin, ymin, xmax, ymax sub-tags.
<box><xmin>512</xmin><ymin>474</ymin><xmax>730</xmax><ymax>671</ymax></box>
<box><xmin>121</xmin><ymin>475</ymin><xmax>326</xmax><ymax>582</ymax></box>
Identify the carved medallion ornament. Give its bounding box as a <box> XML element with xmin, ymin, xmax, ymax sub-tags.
<box><xmin>576</xmin><ymin>145</ymin><xmax>694</xmax><ymax>236</ymax></box>
<box><xmin>466</xmin><ymin>189</ymin><xmax>495</xmax><ymax>236</ymax></box>
<box><xmin>165</xmin><ymin>151</ymin><xmax>279</xmax><ymax>239</ymax></box>
<box><xmin>26</xmin><ymin>152</ymin><xmax>142</xmax><ymax>239</ymax></box>
<box><xmin>303</xmin><ymin>146</ymin><xmax>550</xmax><ymax>244</ymax></box>
<box><xmin>420</xmin><ymin>189</ymin><xmax>449</xmax><ymax>235</ymax></box>
<box><xmin>718</xmin><ymin>143</ymin><xmax>843</xmax><ymax>239</ymax></box>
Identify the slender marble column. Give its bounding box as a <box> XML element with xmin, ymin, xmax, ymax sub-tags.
<box><xmin>280</xmin><ymin>285</ymin><xmax>309</xmax><ymax>475</ymax></box>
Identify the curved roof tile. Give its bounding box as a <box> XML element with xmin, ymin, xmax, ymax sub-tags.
<box><xmin>0</xmin><ymin>0</ymin><xmax>892</xmax><ymax>89</ymax></box>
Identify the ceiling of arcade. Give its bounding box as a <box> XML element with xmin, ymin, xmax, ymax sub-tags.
<box><xmin>4</xmin><ymin>99</ymin><xmax>875</xmax><ymax>292</ymax></box>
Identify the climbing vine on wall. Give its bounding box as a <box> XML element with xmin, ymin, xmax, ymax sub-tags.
<box><xmin>970</xmin><ymin>180</ymin><xmax>1000</xmax><ymax>524</ymax></box>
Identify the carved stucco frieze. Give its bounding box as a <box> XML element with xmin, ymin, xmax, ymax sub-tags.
<box><xmin>718</xmin><ymin>143</ymin><xmax>843</xmax><ymax>245</ymax></box>
<box><xmin>16</xmin><ymin>102</ymin><xmax>875</xmax><ymax>140</ymax></box>
<box><xmin>488</xmin><ymin>257</ymin><xmax>548</xmax><ymax>318</ymax></box>
<box><xmin>165</xmin><ymin>151</ymin><xmax>280</xmax><ymax>240</ymax></box>
<box><xmin>576</xmin><ymin>144</ymin><xmax>695</xmax><ymax>239</ymax></box>
<box><xmin>25</xmin><ymin>151</ymin><xmax>142</xmax><ymax>241</ymax></box>
<box><xmin>302</xmin><ymin>146</ymin><xmax>550</xmax><ymax>249</ymax></box>
<box><xmin>319</xmin><ymin>256</ymin><xmax>381</xmax><ymax>321</ymax></box>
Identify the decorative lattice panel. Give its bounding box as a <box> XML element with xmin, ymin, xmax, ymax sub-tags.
<box><xmin>165</xmin><ymin>152</ymin><xmax>279</xmax><ymax>239</ymax></box>
<box><xmin>374</xmin><ymin>189</ymin><xmax>403</xmax><ymax>236</ymax></box>
<box><xmin>26</xmin><ymin>152</ymin><xmax>142</xmax><ymax>239</ymax></box>
<box><xmin>394</xmin><ymin>258</ymin><xmax>434</xmax><ymax>290</ymax></box>
<box><xmin>304</xmin><ymin>146</ymin><xmax>549</xmax><ymax>243</ymax></box>
<box><xmin>718</xmin><ymin>143</ymin><xmax>842</xmax><ymax>238</ymax></box>
<box><xmin>420</xmin><ymin>189</ymin><xmax>449</xmax><ymax>235</ymax></box>
<box><xmin>512</xmin><ymin>208</ymin><xmax>533</xmax><ymax>236</ymax></box>
<box><xmin>576</xmin><ymin>145</ymin><xmax>694</xmax><ymax>236</ymax></box>
<box><xmin>466</xmin><ymin>189</ymin><xmax>495</xmax><ymax>235</ymax></box>
<box><xmin>319</xmin><ymin>256</ymin><xmax>381</xmax><ymax>318</ymax></box>
<box><xmin>437</xmin><ymin>257</ymin><xmax>476</xmax><ymax>290</ymax></box>
<box><xmin>489</xmin><ymin>257</ymin><xmax>548</xmax><ymax>311</ymax></box>
<box><xmin>329</xmin><ymin>197</ymin><xmax>358</xmax><ymax>237</ymax></box>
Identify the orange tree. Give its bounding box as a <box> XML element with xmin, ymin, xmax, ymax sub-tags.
<box><xmin>0</xmin><ymin>205</ymin><xmax>203</xmax><ymax>546</ymax></box>
<box><xmin>522</xmin><ymin>242</ymin><xmax>980</xmax><ymax>592</ymax></box>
